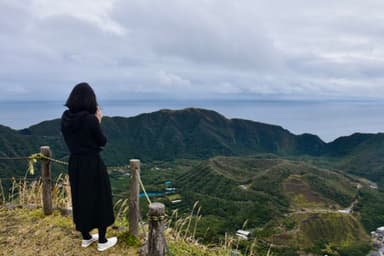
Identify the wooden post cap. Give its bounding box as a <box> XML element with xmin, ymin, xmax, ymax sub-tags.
<box><xmin>130</xmin><ymin>159</ymin><xmax>140</xmax><ymax>170</ymax></box>
<box><xmin>40</xmin><ymin>146</ymin><xmax>52</xmax><ymax>157</ymax></box>
<box><xmin>149</xmin><ymin>203</ymin><xmax>165</xmax><ymax>216</ymax></box>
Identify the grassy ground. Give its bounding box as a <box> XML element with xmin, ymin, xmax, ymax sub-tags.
<box><xmin>0</xmin><ymin>173</ymin><xmax>240</xmax><ymax>256</ymax></box>
<box><xmin>0</xmin><ymin>207</ymin><xmax>138</xmax><ymax>256</ymax></box>
<box><xmin>0</xmin><ymin>206</ymin><xmax>237</xmax><ymax>256</ymax></box>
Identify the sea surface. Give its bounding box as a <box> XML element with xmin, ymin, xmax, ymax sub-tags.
<box><xmin>0</xmin><ymin>99</ymin><xmax>383</xmax><ymax>142</ymax></box>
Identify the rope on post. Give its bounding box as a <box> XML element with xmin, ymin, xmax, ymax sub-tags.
<box><xmin>138</xmin><ymin>174</ymin><xmax>152</xmax><ymax>205</ymax></box>
<box><xmin>39</xmin><ymin>155</ymin><xmax>68</xmax><ymax>166</ymax></box>
<box><xmin>148</xmin><ymin>202</ymin><xmax>166</xmax><ymax>256</ymax></box>
<box><xmin>148</xmin><ymin>215</ymin><xmax>166</xmax><ymax>222</ymax></box>
<box><xmin>0</xmin><ymin>147</ymin><xmax>69</xmax><ymax>215</ymax></box>
<box><xmin>0</xmin><ymin>153</ymin><xmax>68</xmax><ymax>177</ymax></box>
<box><xmin>0</xmin><ymin>153</ymin><xmax>68</xmax><ymax>165</ymax></box>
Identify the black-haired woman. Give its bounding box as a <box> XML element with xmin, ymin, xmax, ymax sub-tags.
<box><xmin>61</xmin><ymin>82</ymin><xmax>117</xmax><ymax>251</ymax></box>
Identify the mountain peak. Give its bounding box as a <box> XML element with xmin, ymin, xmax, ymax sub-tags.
<box><xmin>155</xmin><ymin>107</ymin><xmax>228</xmax><ymax>119</ymax></box>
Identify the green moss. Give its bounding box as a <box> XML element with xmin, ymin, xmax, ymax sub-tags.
<box><xmin>22</xmin><ymin>208</ymin><xmax>45</xmax><ymax>220</ymax></box>
<box><xmin>49</xmin><ymin>212</ymin><xmax>72</xmax><ymax>228</ymax></box>
<box><xmin>118</xmin><ymin>231</ymin><xmax>141</xmax><ymax>247</ymax></box>
<box><xmin>168</xmin><ymin>239</ymin><xmax>232</xmax><ymax>256</ymax></box>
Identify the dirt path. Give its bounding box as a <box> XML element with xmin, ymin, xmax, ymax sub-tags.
<box><xmin>0</xmin><ymin>207</ymin><xmax>138</xmax><ymax>256</ymax></box>
<box><xmin>286</xmin><ymin>198</ymin><xmax>359</xmax><ymax>216</ymax></box>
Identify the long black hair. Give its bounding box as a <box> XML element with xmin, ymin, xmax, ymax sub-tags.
<box><xmin>65</xmin><ymin>82</ymin><xmax>98</xmax><ymax>114</ymax></box>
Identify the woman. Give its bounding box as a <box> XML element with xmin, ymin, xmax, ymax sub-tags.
<box><xmin>61</xmin><ymin>82</ymin><xmax>117</xmax><ymax>251</ymax></box>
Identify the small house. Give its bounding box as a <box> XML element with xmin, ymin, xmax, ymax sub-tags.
<box><xmin>165</xmin><ymin>187</ymin><xmax>176</xmax><ymax>194</ymax></box>
<box><xmin>377</xmin><ymin>227</ymin><xmax>384</xmax><ymax>234</ymax></box>
<box><xmin>236</xmin><ymin>230</ymin><xmax>250</xmax><ymax>240</ymax></box>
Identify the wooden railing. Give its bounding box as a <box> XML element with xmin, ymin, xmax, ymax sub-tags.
<box><xmin>0</xmin><ymin>146</ymin><xmax>168</xmax><ymax>256</ymax></box>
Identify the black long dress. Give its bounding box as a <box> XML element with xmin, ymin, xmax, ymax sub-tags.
<box><xmin>61</xmin><ymin>110</ymin><xmax>115</xmax><ymax>232</ymax></box>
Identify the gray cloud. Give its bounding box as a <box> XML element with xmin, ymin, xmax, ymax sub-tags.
<box><xmin>0</xmin><ymin>0</ymin><xmax>383</xmax><ymax>100</ymax></box>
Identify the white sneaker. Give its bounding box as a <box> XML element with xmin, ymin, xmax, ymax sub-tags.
<box><xmin>97</xmin><ymin>237</ymin><xmax>118</xmax><ymax>252</ymax></box>
<box><xmin>81</xmin><ymin>234</ymin><xmax>99</xmax><ymax>248</ymax></box>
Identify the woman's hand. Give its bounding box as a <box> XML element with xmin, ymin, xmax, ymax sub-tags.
<box><xmin>96</xmin><ymin>106</ymin><xmax>103</xmax><ymax>123</ymax></box>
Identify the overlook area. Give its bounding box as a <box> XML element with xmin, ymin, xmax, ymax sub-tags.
<box><xmin>1</xmin><ymin>108</ymin><xmax>384</xmax><ymax>255</ymax></box>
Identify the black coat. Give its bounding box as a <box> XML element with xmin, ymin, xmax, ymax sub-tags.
<box><xmin>61</xmin><ymin>110</ymin><xmax>114</xmax><ymax>232</ymax></box>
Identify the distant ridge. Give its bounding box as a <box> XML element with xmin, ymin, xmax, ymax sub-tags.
<box><xmin>20</xmin><ymin>108</ymin><xmax>326</xmax><ymax>160</ymax></box>
<box><xmin>0</xmin><ymin>108</ymin><xmax>383</xmax><ymax>183</ymax></box>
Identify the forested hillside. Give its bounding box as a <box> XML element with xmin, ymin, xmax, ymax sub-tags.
<box><xmin>1</xmin><ymin>108</ymin><xmax>384</xmax><ymax>185</ymax></box>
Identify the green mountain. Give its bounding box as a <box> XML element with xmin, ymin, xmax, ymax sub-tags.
<box><xmin>19</xmin><ymin>108</ymin><xmax>327</xmax><ymax>160</ymax></box>
<box><xmin>0</xmin><ymin>124</ymin><xmax>67</xmax><ymax>178</ymax></box>
<box><xmin>1</xmin><ymin>108</ymin><xmax>384</xmax><ymax>182</ymax></box>
<box><xmin>2</xmin><ymin>107</ymin><xmax>325</xmax><ymax>172</ymax></box>
<box><xmin>336</xmin><ymin>133</ymin><xmax>384</xmax><ymax>185</ymax></box>
<box><xmin>175</xmin><ymin>155</ymin><xmax>371</xmax><ymax>255</ymax></box>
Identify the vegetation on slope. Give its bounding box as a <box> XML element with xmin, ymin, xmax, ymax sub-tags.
<box><xmin>269</xmin><ymin>212</ymin><xmax>370</xmax><ymax>256</ymax></box>
<box><xmin>175</xmin><ymin>155</ymin><xmax>371</xmax><ymax>255</ymax></box>
<box><xmin>337</xmin><ymin>133</ymin><xmax>384</xmax><ymax>186</ymax></box>
<box><xmin>355</xmin><ymin>188</ymin><xmax>384</xmax><ymax>232</ymax></box>
<box><xmin>0</xmin><ymin>155</ymin><xmax>377</xmax><ymax>256</ymax></box>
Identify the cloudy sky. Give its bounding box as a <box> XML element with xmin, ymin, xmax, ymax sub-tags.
<box><xmin>1</xmin><ymin>0</ymin><xmax>384</xmax><ymax>100</ymax></box>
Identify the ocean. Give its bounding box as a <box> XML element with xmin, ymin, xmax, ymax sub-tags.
<box><xmin>0</xmin><ymin>99</ymin><xmax>383</xmax><ymax>142</ymax></box>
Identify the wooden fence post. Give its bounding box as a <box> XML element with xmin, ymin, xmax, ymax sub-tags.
<box><xmin>129</xmin><ymin>159</ymin><xmax>140</xmax><ymax>237</ymax></box>
<box><xmin>61</xmin><ymin>175</ymin><xmax>72</xmax><ymax>216</ymax></box>
<box><xmin>40</xmin><ymin>146</ymin><xmax>52</xmax><ymax>215</ymax></box>
<box><xmin>148</xmin><ymin>202</ymin><xmax>165</xmax><ymax>256</ymax></box>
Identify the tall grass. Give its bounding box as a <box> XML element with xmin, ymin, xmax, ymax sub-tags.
<box><xmin>167</xmin><ymin>201</ymin><xmax>273</xmax><ymax>256</ymax></box>
<box><xmin>113</xmin><ymin>198</ymin><xmax>130</xmax><ymax>228</ymax></box>
<box><xmin>0</xmin><ymin>174</ymin><xmax>71</xmax><ymax>209</ymax></box>
<box><xmin>113</xmin><ymin>198</ymin><xmax>273</xmax><ymax>255</ymax></box>
<box><xmin>0</xmin><ymin>175</ymin><xmax>273</xmax><ymax>255</ymax></box>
